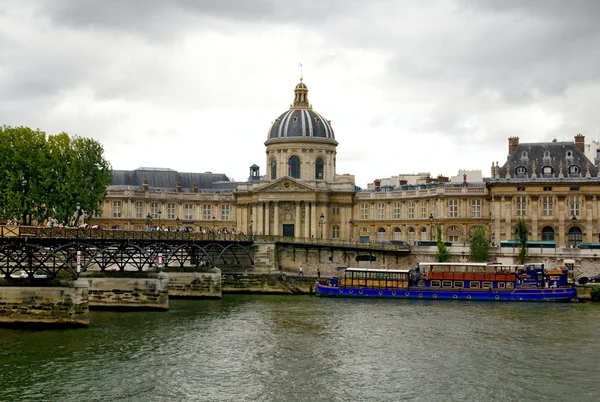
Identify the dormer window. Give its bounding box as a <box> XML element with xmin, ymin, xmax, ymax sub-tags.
<box><xmin>521</xmin><ymin>151</ymin><xmax>528</xmax><ymax>158</ymax></box>
<box><xmin>566</xmin><ymin>151</ymin><xmax>573</xmax><ymax>158</ymax></box>
<box><xmin>544</xmin><ymin>151</ymin><xmax>550</xmax><ymax>157</ymax></box>
<box><xmin>569</xmin><ymin>165</ymin><xmax>580</xmax><ymax>175</ymax></box>
<box><xmin>516</xmin><ymin>166</ymin><xmax>527</xmax><ymax>176</ymax></box>
<box><xmin>293</xmin><ymin>117</ymin><xmax>298</xmax><ymax>123</ymax></box>
<box><xmin>542</xmin><ymin>166</ymin><xmax>553</xmax><ymax>175</ymax></box>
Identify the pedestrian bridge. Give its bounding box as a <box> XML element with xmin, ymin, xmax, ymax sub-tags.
<box><xmin>0</xmin><ymin>226</ymin><xmax>411</xmax><ymax>279</ymax></box>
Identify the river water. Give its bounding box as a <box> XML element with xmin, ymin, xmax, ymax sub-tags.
<box><xmin>1</xmin><ymin>296</ymin><xmax>599</xmax><ymax>402</ymax></box>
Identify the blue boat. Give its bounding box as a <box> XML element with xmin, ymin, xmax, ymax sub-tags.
<box><xmin>315</xmin><ymin>262</ymin><xmax>577</xmax><ymax>302</ymax></box>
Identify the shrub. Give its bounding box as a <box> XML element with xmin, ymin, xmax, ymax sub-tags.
<box><xmin>590</xmin><ymin>286</ymin><xmax>600</xmax><ymax>302</ymax></box>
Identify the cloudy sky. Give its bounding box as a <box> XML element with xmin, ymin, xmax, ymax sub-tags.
<box><xmin>1</xmin><ymin>0</ymin><xmax>599</xmax><ymax>187</ymax></box>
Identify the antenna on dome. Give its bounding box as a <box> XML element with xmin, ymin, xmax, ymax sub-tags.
<box><xmin>298</xmin><ymin>62</ymin><xmax>303</xmax><ymax>80</ymax></box>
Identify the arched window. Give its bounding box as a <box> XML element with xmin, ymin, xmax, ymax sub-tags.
<box><xmin>332</xmin><ymin>225</ymin><xmax>340</xmax><ymax>239</ymax></box>
<box><xmin>270</xmin><ymin>158</ymin><xmax>277</xmax><ymax>180</ymax></box>
<box><xmin>568</xmin><ymin>227</ymin><xmax>582</xmax><ymax>247</ymax></box>
<box><xmin>289</xmin><ymin>156</ymin><xmax>300</xmax><ymax>179</ymax></box>
<box><xmin>408</xmin><ymin>227</ymin><xmax>416</xmax><ymax>243</ymax></box>
<box><xmin>420</xmin><ymin>227</ymin><xmax>428</xmax><ymax>241</ymax></box>
<box><xmin>569</xmin><ymin>165</ymin><xmax>580</xmax><ymax>175</ymax></box>
<box><xmin>315</xmin><ymin>157</ymin><xmax>324</xmax><ymax>180</ymax></box>
<box><xmin>377</xmin><ymin>227</ymin><xmax>386</xmax><ymax>243</ymax></box>
<box><xmin>541</xmin><ymin>226</ymin><xmax>555</xmax><ymax>241</ymax></box>
<box><xmin>393</xmin><ymin>227</ymin><xmax>402</xmax><ymax>241</ymax></box>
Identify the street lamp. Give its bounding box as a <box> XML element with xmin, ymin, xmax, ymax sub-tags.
<box><xmin>146</xmin><ymin>213</ymin><xmax>153</xmax><ymax>230</ymax></box>
<box><xmin>158</xmin><ymin>210</ymin><xmax>162</xmax><ymax>230</ymax></box>
<box><xmin>212</xmin><ymin>216</ymin><xmax>216</xmax><ymax>266</ymax></box>
<box><xmin>429</xmin><ymin>213</ymin><xmax>434</xmax><ymax>241</ymax></box>
<box><xmin>319</xmin><ymin>212</ymin><xmax>325</xmax><ymax>239</ymax></box>
<box><xmin>74</xmin><ymin>203</ymin><xmax>82</xmax><ymax>227</ymax></box>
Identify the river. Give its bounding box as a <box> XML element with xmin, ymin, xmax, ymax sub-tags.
<box><xmin>1</xmin><ymin>296</ymin><xmax>599</xmax><ymax>402</ymax></box>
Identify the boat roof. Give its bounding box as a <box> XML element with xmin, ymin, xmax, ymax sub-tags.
<box><xmin>418</xmin><ymin>262</ymin><xmax>490</xmax><ymax>267</ymax></box>
<box><xmin>344</xmin><ymin>267</ymin><xmax>411</xmax><ymax>274</ymax></box>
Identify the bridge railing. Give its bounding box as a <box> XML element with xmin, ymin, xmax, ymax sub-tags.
<box><xmin>0</xmin><ymin>225</ymin><xmax>252</xmax><ymax>242</ymax></box>
<box><xmin>254</xmin><ymin>235</ymin><xmax>411</xmax><ymax>252</ymax></box>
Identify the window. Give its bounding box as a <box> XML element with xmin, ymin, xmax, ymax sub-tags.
<box><xmin>167</xmin><ymin>203</ymin><xmax>176</xmax><ymax>220</ymax></box>
<box><xmin>377</xmin><ymin>203</ymin><xmax>385</xmax><ymax>220</ymax></box>
<box><xmin>448</xmin><ymin>200</ymin><xmax>458</xmax><ymax>218</ymax></box>
<box><xmin>516</xmin><ymin>166</ymin><xmax>527</xmax><ymax>176</ymax></box>
<box><xmin>542</xmin><ymin>196</ymin><xmax>553</xmax><ymax>216</ymax></box>
<box><xmin>377</xmin><ymin>228</ymin><xmax>386</xmax><ymax>242</ymax></box>
<box><xmin>136</xmin><ymin>202</ymin><xmax>143</xmax><ymax>219</ymax></box>
<box><xmin>289</xmin><ymin>156</ymin><xmax>300</xmax><ymax>179</ymax></box>
<box><xmin>332</xmin><ymin>225</ymin><xmax>340</xmax><ymax>239</ymax></box>
<box><xmin>506</xmin><ymin>282</ymin><xmax>514</xmax><ymax>289</ymax></box>
<box><xmin>517</xmin><ymin>187</ymin><xmax>525</xmax><ymax>192</ymax></box>
<box><xmin>360</xmin><ymin>203</ymin><xmax>369</xmax><ymax>220</ymax></box>
<box><xmin>568</xmin><ymin>227</ymin><xmax>582</xmax><ymax>247</ymax></box>
<box><xmin>482</xmin><ymin>281</ymin><xmax>493</xmax><ymax>288</ymax></box>
<box><xmin>408</xmin><ymin>202</ymin><xmax>415</xmax><ymax>219</ymax></box>
<box><xmin>431</xmin><ymin>280</ymin><xmax>441</xmax><ymax>287</ymax></box>
<box><xmin>470</xmin><ymin>281</ymin><xmax>480</xmax><ymax>288</ymax></box>
<box><xmin>393</xmin><ymin>228</ymin><xmax>402</xmax><ymax>241</ymax></box>
<box><xmin>113</xmin><ymin>201</ymin><xmax>122</xmax><ymax>218</ymax></box>
<box><xmin>570</xmin><ymin>186</ymin><xmax>580</xmax><ymax>191</ymax></box>
<box><xmin>543</xmin><ymin>187</ymin><xmax>552</xmax><ymax>192</ymax></box>
<box><xmin>203</xmin><ymin>205</ymin><xmax>212</xmax><ymax>220</ymax></box>
<box><xmin>221</xmin><ymin>205</ymin><xmax>230</xmax><ymax>220</ymax></box>
<box><xmin>332</xmin><ymin>204</ymin><xmax>340</xmax><ymax>215</ymax></box>
<box><xmin>393</xmin><ymin>203</ymin><xmax>401</xmax><ymax>219</ymax></box>
<box><xmin>184</xmin><ymin>204</ymin><xmax>194</xmax><ymax>220</ymax></box>
<box><xmin>421</xmin><ymin>202</ymin><xmax>426</xmax><ymax>219</ymax></box>
<box><xmin>270</xmin><ymin>158</ymin><xmax>277</xmax><ymax>180</ymax></box>
<box><xmin>569</xmin><ymin>165</ymin><xmax>580</xmax><ymax>175</ymax></box>
<box><xmin>315</xmin><ymin>157</ymin><xmax>324</xmax><ymax>179</ymax></box>
<box><xmin>516</xmin><ymin>196</ymin><xmax>527</xmax><ymax>216</ymax></box>
<box><xmin>471</xmin><ymin>200</ymin><xmax>481</xmax><ymax>218</ymax></box>
<box><xmin>442</xmin><ymin>280</ymin><xmax>452</xmax><ymax>287</ymax></box>
<box><xmin>570</xmin><ymin>196</ymin><xmax>580</xmax><ymax>217</ymax></box>
<box><xmin>498</xmin><ymin>282</ymin><xmax>506</xmax><ymax>289</ymax></box>
<box><xmin>454</xmin><ymin>281</ymin><xmax>464</xmax><ymax>288</ymax></box>
<box><xmin>542</xmin><ymin>166</ymin><xmax>553</xmax><ymax>175</ymax></box>
<box><xmin>408</xmin><ymin>227</ymin><xmax>416</xmax><ymax>243</ymax></box>
<box><xmin>542</xmin><ymin>227</ymin><xmax>555</xmax><ymax>241</ymax></box>
<box><xmin>151</xmin><ymin>202</ymin><xmax>160</xmax><ymax>219</ymax></box>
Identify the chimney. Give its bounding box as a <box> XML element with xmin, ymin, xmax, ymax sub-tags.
<box><xmin>192</xmin><ymin>181</ymin><xmax>198</xmax><ymax>193</ymax></box>
<box><xmin>175</xmin><ymin>180</ymin><xmax>182</xmax><ymax>192</ymax></box>
<box><xmin>463</xmin><ymin>173</ymin><xmax>467</xmax><ymax>187</ymax></box>
<box><xmin>436</xmin><ymin>175</ymin><xmax>449</xmax><ymax>183</ymax></box>
<box><xmin>574</xmin><ymin>134</ymin><xmax>585</xmax><ymax>152</ymax></box>
<box><xmin>374</xmin><ymin>179</ymin><xmax>381</xmax><ymax>191</ymax></box>
<box><xmin>508</xmin><ymin>136</ymin><xmax>519</xmax><ymax>155</ymax></box>
<box><xmin>143</xmin><ymin>179</ymin><xmax>148</xmax><ymax>191</ymax></box>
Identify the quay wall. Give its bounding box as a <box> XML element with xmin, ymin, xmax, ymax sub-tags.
<box><xmin>168</xmin><ymin>270</ymin><xmax>221</xmax><ymax>299</ymax></box>
<box><xmin>222</xmin><ymin>273</ymin><xmax>315</xmax><ymax>295</ymax></box>
<box><xmin>0</xmin><ymin>279</ymin><xmax>89</xmax><ymax>327</ymax></box>
<box><xmin>83</xmin><ymin>272</ymin><xmax>169</xmax><ymax>310</ymax></box>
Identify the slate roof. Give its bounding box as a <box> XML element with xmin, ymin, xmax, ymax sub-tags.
<box><xmin>109</xmin><ymin>168</ymin><xmax>233</xmax><ymax>192</ymax></box>
<box><xmin>266</xmin><ymin>109</ymin><xmax>336</xmax><ymax>143</ymax></box>
<box><xmin>496</xmin><ymin>142</ymin><xmax>598</xmax><ymax>180</ymax></box>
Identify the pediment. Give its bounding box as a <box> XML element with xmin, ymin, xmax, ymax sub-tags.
<box><xmin>255</xmin><ymin>177</ymin><xmax>316</xmax><ymax>193</ymax></box>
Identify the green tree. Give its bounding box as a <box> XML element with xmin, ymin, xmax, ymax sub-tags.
<box><xmin>469</xmin><ymin>225</ymin><xmax>489</xmax><ymax>262</ymax></box>
<box><xmin>435</xmin><ymin>222</ymin><xmax>451</xmax><ymax>262</ymax></box>
<box><xmin>515</xmin><ymin>218</ymin><xmax>528</xmax><ymax>264</ymax></box>
<box><xmin>0</xmin><ymin>126</ymin><xmax>112</xmax><ymax>226</ymax></box>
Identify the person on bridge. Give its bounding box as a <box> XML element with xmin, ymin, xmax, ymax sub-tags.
<box><xmin>298</xmin><ymin>265</ymin><xmax>303</xmax><ymax>276</ymax></box>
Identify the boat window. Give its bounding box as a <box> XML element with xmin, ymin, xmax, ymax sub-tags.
<box><xmin>506</xmin><ymin>282</ymin><xmax>514</xmax><ymax>289</ymax></box>
<box><xmin>470</xmin><ymin>281</ymin><xmax>480</xmax><ymax>288</ymax></box>
<box><xmin>431</xmin><ymin>280</ymin><xmax>441</xmax><ymax>287</ymax></box>
<box><xmin>482</xmin><ymin>281</ymin><xmax>493</xmax><ymax>288</ymax></box>
<box><xmin>498</xmin><ymin>282</ymin><xmax>506</xmax><ymax>288</ymax></box>
<box><xmin>454</xmin><ymin>281</ymin><xmax>464</xmax><ymax>288</ymax></box>
<box><xmin>442</xmin><ymin>280</ymin><xmax>452</xmax><ymax>287</ymax></box>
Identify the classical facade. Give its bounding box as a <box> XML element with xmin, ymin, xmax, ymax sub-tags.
<box><xmin>99</xmin><ymin>81</ymin><xmax>600</xmax><ymax>248</ymax></box>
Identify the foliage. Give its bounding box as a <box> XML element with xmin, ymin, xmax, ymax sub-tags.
<box><xmin>515</xmin><ymin>218</ymin><xmax>528</xmax><ymax>264</ymax></box>
<box><xmin>435</xmin><ymin>222</ymin><xmax>451</xmax><ymax>262</ymax></box>
<box><xmin>469</xmin><ymin>225</ymin><xmax>489</xmax><ymax>262</ymax></box>
<box><xmin>0</xmin><ymin>126</ymin><xmax>113</xmax><ymax>226</ymax></box>
<box><xmin>590</xmin><ymin>286</ymin><xmax>600</xmax><ymax>302</ymax></box>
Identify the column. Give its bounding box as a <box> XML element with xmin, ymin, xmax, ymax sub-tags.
<box><xmin>265</xmin><ymin>202</ymin><xmax>270</xmax><ymax>235</ymax></box>
<box><xmin>295</xmin><ymin>202</ymin><xmax>301</xmax><ymax>237</ymax></box>
<box><xmin>340</xmin><ymin>205</ymin><xmax>347</xmax><ymax>240</ymax></box>
<box><xmin>257</xmin><ymin>202</ymin><xmax>264</xmax><ymax>235</ymax></box>
<box><xmin>586</xmin><ymin>195</ymin><xmax>593</xmax><ymax>242</ymax></box>
<box><xmin>557</xmin><ymin>195</ymin><xmax>566</xmax><ymax>247</ymax></box>
<box><xmin>530</xmin><ymin>195</ymin><xmax>539</xmax><ymax>240</ymax></box>
<box><xmin>322</xmin><ymin>205</ymin><xmax>329</xmax><ymax>240</ymax></box>
<box><xmin>273</xmin><ymin>202</ymin><xmax>279</xmax><ymax>236</ymax></box>
<box><xmin>311</xmin><ymin>203</ymin><xmax>317</xmax><ymax>239</ymax></box>
<box><xmin>304</xmin><ymin>202</ymin><xmax>310</xmax><ymax>238</ymax></box>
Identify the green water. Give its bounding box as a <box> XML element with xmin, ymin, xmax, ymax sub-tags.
<box><xmin>1</xmin><ymin>297</ymin><xmax>600</xmax><ymax>402</ymax></box>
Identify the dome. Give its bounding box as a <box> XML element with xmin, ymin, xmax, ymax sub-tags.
<box><xmin>265</xmin><ymin>79</ymin><xmax>337</xmax><ymax>145</ymax></box>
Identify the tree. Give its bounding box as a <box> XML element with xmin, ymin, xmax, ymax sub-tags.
<box><xmin>515</xmin><ymin>218</ymin><xmax>528</xmax><ymax>264</ymax></box>
<box><xmin>469</xmin><ymin>225</ymin><xmax>489</xmax><ymax>262</ymax></box>
<box><xmin>435</xmin><ymin>222</ymin><xmax>451</xmax><ymax>262</ymax></box>
<box><xmin>0</xmin><ymin>126</ymin><xmax>113</xmax><ymax>225</ymax></box>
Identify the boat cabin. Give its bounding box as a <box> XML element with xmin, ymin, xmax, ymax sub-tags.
<box><xmin>332</xmin><ymin>267</ymin><xmax>410</xmax><ymax>290</ymax></box>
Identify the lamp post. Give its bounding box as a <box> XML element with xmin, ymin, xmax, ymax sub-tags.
<box><xmin>176</xmin><ymin>216</ymin><xmax>180</xmax><ymax>231</ymax></box>
<box><xmin>158</xmin><ymin>210</ymin><xmax>162</xmax><ymax>230</ymax></box>
<box><xmin>146</xmin><ymin>213</ymin><xmax>153</xmax><ymax>231</ymax></box>
<box><xmin>429</xmin><ymin>213</ymin><xmax>434</xmax><ymax>241</ymax></box>
<box><xmin>250</xmin><ymin>220</ymin><xmax>253</xmax><ymax>237</ymax></box>
<box><xmin>319</xmin><ymin>212</ymin><xmax>325</xmax><ymax>240</ymax></box>
<box><xmin>212</xmin><ymin>216</ymin><xmax>216</xmax><ymax>266</ymax></box>
<box><xmin>75</xmin><ymin>202</ymin><xmax>82</xmax><ymax>227</ymax></box>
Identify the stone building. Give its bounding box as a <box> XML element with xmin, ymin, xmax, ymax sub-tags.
<box><xmin>99</xmin><ymin>80</ymin><xmax>600</xmax><ymax>247</ymax></box>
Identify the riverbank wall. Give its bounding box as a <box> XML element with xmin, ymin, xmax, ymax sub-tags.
<box><xmin>83</xmin><ymin>272</ymin><xmax>169</xmax><ymax>310</ymax></box>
